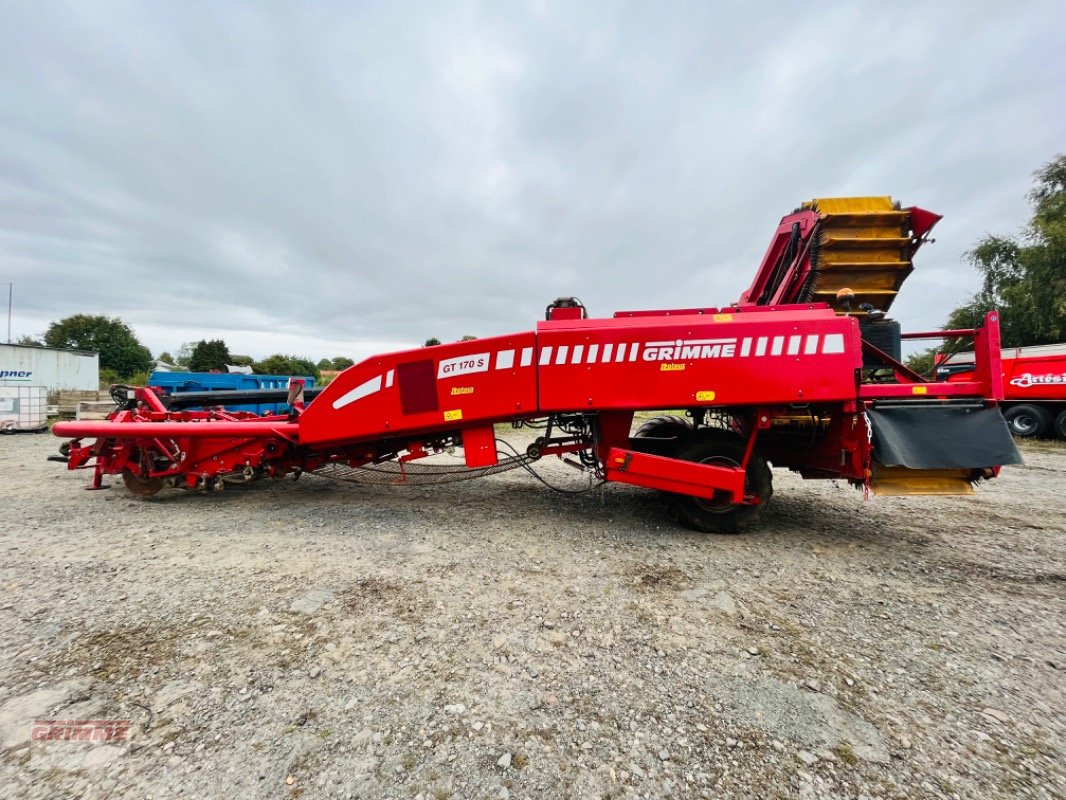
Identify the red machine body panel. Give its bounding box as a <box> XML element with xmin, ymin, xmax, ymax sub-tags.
<box><xmin>299</xmin><ymin>332</ymin><xmax>538</xmax><ymax>446</ymax></box>
<box><xmin>536</xmin><ymin>308</ymin><xmax>863</xmax><ymax>411</ymax></box>
<box><xmin>300</xmin><ymin>307</ymin><xmax>864</xmax><ymax>445</ymax></box>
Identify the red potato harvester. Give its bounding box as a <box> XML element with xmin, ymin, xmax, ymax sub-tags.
<box><xmin>52</xmin><ymin>197</ymin><xmax>1021</xmax><ymax>533</ymax></box>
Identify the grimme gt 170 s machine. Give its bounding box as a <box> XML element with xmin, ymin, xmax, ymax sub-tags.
<box><xmin>52</xmin><ymin>197</ymin><xmax>1021</xmax><ymax>532</ymax></box>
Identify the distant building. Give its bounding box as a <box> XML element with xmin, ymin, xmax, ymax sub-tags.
<box><xmin>0</xmin><ymin>343</ymin><xmax>99</xmax><ymax>392</ymax></box>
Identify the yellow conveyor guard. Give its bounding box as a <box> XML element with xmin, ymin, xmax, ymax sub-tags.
<box><xmin>802</xmin><ymin>196</ymin><xmax>914</xmax><ymax>313</ymax></box>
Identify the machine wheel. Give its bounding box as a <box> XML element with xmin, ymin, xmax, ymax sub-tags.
<box><xmin>664</xmin><ymin>429</ymin><xmax>772</xmax><ymax>534</ymax></box>
<box><xmin>122</xmin><ymin>470</ymin><xmax>164</xmax><ymax>496</ymax></box>
<box><xmin>1003</xmin><ymin>404</ymin><xmax>1052</xmax><ymax>438</ymax></box>
<box><xmin>633</xmin><ymin>415</ymin><xmax>693</xmax><ymax>441</ymax></box>
<box><xmin>1054</xmin><ymin>409</ymin><xmax>1066</xmax><ymax>440</ymax></box>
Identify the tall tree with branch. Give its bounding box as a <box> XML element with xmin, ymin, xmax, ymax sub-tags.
<box><xmin>949</xmin><ymin>155</ymin><xmax>1066</xmax><ymax>347</ymax></box>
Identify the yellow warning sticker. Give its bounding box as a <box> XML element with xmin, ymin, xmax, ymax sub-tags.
<box><xmin>911</xmin><ymin>386</ymin><xmax>928</xmax><ymax>395</ymax></box>
<box><xmin>450</xmin><ymin>387</ymin><xmax>474</xmax><ymax>396</ymax></box>
<box><xmin>713</xmin><ymin>313</ymin><xmax>733</xmax><ymax>321</ymax></box>
<box><xmin>444</xmin><ymin>409</ymin><xmax>463</xmax><ymax>421</ymax></box>
<box><xmin>660</xmin><ymin>363</ymin><xmax>685</xmax><ymax>372</ymax></box>
<box><xmin>696</xmin><ymin>390</ymin><xmax>716</xmax><ymax>402</ymax></box>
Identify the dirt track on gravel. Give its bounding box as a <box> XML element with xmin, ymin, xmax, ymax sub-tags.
<box><xmin>1</xmin><ymin>431</ymin><xmax>1063</xmax><ymax>799</ymax></box>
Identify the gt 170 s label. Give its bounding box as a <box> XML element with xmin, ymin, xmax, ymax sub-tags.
<box><xmin>437</xmin><ymin>353</ymin><xmax>490</xmax><ymax>379</ymax></box>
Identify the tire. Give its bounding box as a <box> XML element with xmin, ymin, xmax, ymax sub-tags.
<box><xmin>1003</xmin><ymin>404</ymin><xmax>1052</xmax><ymax>438</ymax></box>
<box><xmin>631</xmin><ymin>415</ymin><xmax>694</xmax><ymax>458</ymax></box>
<box><xmin>664</xmin><ymin>429</ymin><xmax>773</xmax><ymax>534</ymax></box>
<box><xmin>633</xmin><ymin>415</ymin><xmax>693</xmax><ymax>441</ymax></box>
<box><xmin>1054</xmin><ymin>409</ymin><xmax>1066</xmax><ymax>440</ymax></box>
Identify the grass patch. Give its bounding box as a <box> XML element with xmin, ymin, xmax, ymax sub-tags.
<box><xmin>631</xmin><ymin>565</ymin><xmax>688</xmax><ymax>591</ymax></box>
<box><xmin>56</xmin><ymin>625</ymin><xmax>182</xmax><ymax>681</ymax></box>
<box><xmin>834</xmin><ymin>742</ymin><xmax>857</xmax><ymax>765</ymax></box>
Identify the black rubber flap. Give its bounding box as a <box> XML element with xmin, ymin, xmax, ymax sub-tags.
<box><xmin>868</xmin><ymin>405</ymin><xmax>1023</xmax><ymax>469</ymax></box>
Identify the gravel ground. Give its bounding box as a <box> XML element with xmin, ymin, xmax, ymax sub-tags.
<box><xmin>0</xmin><ymin>429</ymin><xmax>1063</xmax><ymax>799</ymax></box>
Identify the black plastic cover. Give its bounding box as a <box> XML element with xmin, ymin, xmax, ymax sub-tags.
<box><xmin>867</xmin><ymin>404</ymin><xmax>1023</xmax><ymax>469</ymax></box>
<box><xmin>161</xmin><ymin>388</ymin><xmax>322</xmax><ymax>410</ymax></box>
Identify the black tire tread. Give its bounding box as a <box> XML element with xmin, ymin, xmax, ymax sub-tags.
<box><xmin>633</xmin><ymin>415</ymin><xmax>693</xmax><ymax>440</ymax></box>
<box><xmin>1003</xmin><ymin>404</ymin><xmax>1052</xmax><ymax>438</ymax></box>
<box><xmin>859</xmin><ymin>317</ymin><xmax>902</xmax><ymax>366</ymax></box>
<box><xmin>1053</xmin><ymin>408</ymin><xmax>1066</xmax><ymax>441</ymax></box>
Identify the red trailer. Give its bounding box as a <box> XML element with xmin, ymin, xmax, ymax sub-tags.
<box><xmin>51</xmin><ymin>197</ymin><xmax>1021</xmax><ymax>533</ymax></box>
<box><xmin>939</xmin><ymin>343</ymin><xmax>1066</xmax><ymax>438</ymax></box>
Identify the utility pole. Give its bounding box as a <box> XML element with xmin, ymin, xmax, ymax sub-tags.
<box><xmin>3</xmin><ymin>283</ymin><xmax>10</xmax><ymax>343</ymax></box>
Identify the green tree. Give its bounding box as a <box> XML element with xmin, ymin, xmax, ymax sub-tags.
<box><xmin>157</xmin><ymin>351</ymin><xmax>174</xmax><ymax>364</ymax></box>
<box><xmin>175</xmin><ymin>342</ymin><xmax>194</xmax><ymax>367</ymax></box>
<box><xmin>16</xmin><ymin>334</ymin><xmax>42</xmax><ymax>346</ymax></box>
<box><xmin>458</xmin><ymin>334</ymin><xmax>477</xmax><ymax>342</ymax></box>
<box><xmin>317</xmin><ymin>358</ymin><xmax>332</xmax><ymax>371</ymax></box>
<box><xmin>331</xmin><ymin>356</ymin><xmax>354</xmax><ymax>370</ymax></box>
<box><xmin>951</xmin><ymin>155</ymin><xmax>1066</xmax><ymax>347</ymax></box>
<box><xmin>424</xmin><ymin>337</ymin><xmax>441</xmax><ymax>346</ymax></box>
<box><xmin>44</xmin><ymin>314</ymin><xmax>152</xmax><ymax>378</ymax></box>
<box><xmin>904</xmin><ymin>348</ymin><xmax>938</xmax><ymax>377</ymax></box>
<box><xmin>254</xmin><ymin>354</ymin><xmax>320</xmax><ymax>378</ymax></box>
<box><xmin>188</xmin><ymin>339</ymin><xmax>232</xmax><ymax>371</ymax></box>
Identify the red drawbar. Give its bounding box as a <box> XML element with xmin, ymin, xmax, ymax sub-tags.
<box><xmin>604</xmin><ymin>447</ymin><xmax>748</xmax><ymax>504</ymax></box>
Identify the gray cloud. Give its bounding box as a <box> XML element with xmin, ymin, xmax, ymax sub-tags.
<box><xmin>1</xmin><ymin>0</ymin><xmax>1063</xmax><ymax>359</ymax></box>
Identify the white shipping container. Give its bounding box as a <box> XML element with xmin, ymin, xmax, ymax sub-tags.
<box><xmin>0</xmin><ymin>344</ymin><xmax>99</xmax><ymax>392</ymax></box>
<box><xmin>0</xmin><ymin>386</ymin><xmax>48</xmax><ymax>432</ymax></box>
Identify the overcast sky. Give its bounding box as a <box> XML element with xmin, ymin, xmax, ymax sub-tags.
<box><xmin>1</xmin><ymin>1</ymin><xmax>1063</xmax><ymax>361</ymax></box>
